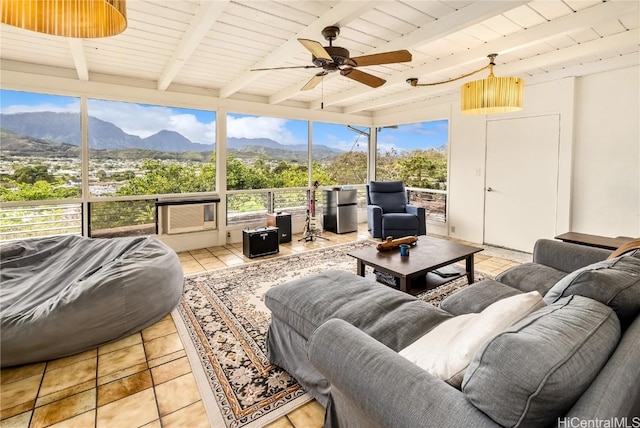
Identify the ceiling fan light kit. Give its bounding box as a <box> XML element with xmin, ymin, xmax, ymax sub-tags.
<box><xmin>251</xmin><ymin>26</ymin><xmax>412</xmax><ymax>91</ymax></box>
<box><xmin>1</xmin><ymin>0</ymin><xmax>127</xmax><ymax>38</ymax></box>
<box><xmin>407</xmin><ymin>54</ymin><xmax>524</xmax><ymax>115</ymax></box>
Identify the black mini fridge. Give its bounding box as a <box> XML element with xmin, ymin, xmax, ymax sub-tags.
<box><xmin>242</xmin><ymin>227</ymin><xmax>279</xmax><ymax>258</ymax></box>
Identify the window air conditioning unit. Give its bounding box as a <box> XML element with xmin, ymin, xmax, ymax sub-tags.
<box><xmin>161</xmin><ymin>203</ymin><xmax>216</xmax><ymax>234</ymax></box>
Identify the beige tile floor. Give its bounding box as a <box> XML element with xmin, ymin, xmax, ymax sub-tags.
<box><xmin>0</xmin><ymin>225</ymin><xmax>522</xmax><ymax>428</ymax></box>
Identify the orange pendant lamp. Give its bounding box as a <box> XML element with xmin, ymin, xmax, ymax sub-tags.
<box><xmin>1</xmin><ymin>0</ymin><xmax>127</xmax><ymax>38</ymax></box>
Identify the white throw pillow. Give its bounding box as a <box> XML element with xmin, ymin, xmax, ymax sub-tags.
<box><xmin>399</xmin><ymin>291</ymin><xmax>545</xmax><ymax>388</ymax></box>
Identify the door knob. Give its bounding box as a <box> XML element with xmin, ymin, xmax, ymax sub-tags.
<box><xmin>487</xmin><ymin>187</ymin><xmax>494</xmax><ymax>192</ymax></box>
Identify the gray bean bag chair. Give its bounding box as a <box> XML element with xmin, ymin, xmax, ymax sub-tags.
<box><xmin>1</xmin><ymin>235</ymin><xmax>184</xmax><ymax>367</ymax></box>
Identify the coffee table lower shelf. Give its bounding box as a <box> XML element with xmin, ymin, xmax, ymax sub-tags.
<box><xmin>373</xmin><ymin>267</ymin><xmax>465</xmax><ymax>296</ymax></box>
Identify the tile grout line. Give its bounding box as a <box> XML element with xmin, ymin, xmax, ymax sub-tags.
<box><xmin>144</xmin><ymin>330</ymin><xmax>164</xmax><ymax>428</ymax></box>
<box><xmin>94</xmin><ymin>351</ymin><xmax>99</xmax><ymax>428</ymax></box>
<box><xmin>30</xmin><ymin>361</ymin><xmax>47</xmax><ymax>427</ymax></box>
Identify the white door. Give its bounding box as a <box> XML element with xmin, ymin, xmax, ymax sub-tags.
<box><xmin>484</xmin><ymin>115</ymin><xmax>560</xmax><ymax>252</ymax></box>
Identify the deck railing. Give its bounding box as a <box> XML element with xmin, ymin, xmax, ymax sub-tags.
<box><xmin>0</xmin><ymin>186</ymin><xmax>447</xmax><ymax>240</ymax></box>
<box><xmin>0</xmin><ymin>203</ymin><xmax>83</xmax><ymax>241</ymax></box>
<box><xmin>226</xmin><ymin>185</ymin><xmax>445</xmax><ymax>225</ymax></box>
<box><xmin>407</xmin><ymin>187</ymin><xmax>447</xmax><ymax>222</ymax></box>
<box><xmin>226</xmin><ymin>187</ymin><xmax>311</xmax><ymax>226</ymax></box>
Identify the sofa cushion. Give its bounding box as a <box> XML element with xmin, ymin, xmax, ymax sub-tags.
<box><xmin>399</xmin><ymin>291</ymin><xmax>544</xmax><ymax>388</ymax></box>
<box><xmin>462</xmin><ymin>295</ymin><xmax>620</xmax><ymax>428</ymax></box>
<box><xmin>497</xmin><ymin>262</ymin><xmax>568</xmax><ymax>295</ymax></box>
<box><xmin>544</xmin><ymin>254</ymin><xmax>640</xmax><ymax>327</ymax></box>
<box><xmin>440</xmin><ymin>279</ymin><xmax>523</xmax><ymax>316</ymax></box>
<box><xmin>264</xmin><ymin>269</ymin><xmax>452</xmax><ymax>351</ymax></box>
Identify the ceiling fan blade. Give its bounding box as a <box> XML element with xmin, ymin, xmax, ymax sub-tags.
<box><xmin>298</xmin><ymin>39</ymin><xmax>332</xmax><ymax>61</ymax></box>
<box><xmin>348</xmin><ymin>50</ymin><xmax>412</xmax><ymax>67</ymax></box>
<box><xmin>301</xmin><ymin>71</ymin><xmax>328</xmax><ymax>91</ymax></box>
<box><xmin>340</xmin><ymin>68</ymin><xmax>386</xmax><ymax>88</ymax></box>
<box><xmin>251</xmin><ymin>65</ymin><xmax>318</xmax><ymax>71</ymax></box>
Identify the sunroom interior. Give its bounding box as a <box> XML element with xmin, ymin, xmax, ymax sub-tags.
<box><xmin>1</xmin><ymin>0</ymin><xmax>638</xmax><ymax>253</ymax></box>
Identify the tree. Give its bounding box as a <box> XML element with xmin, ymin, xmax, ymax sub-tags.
<box><xmin>111</xmin><ymin>170</ymin><xmax>135</xmax><ymax>181</ymax></box>
<box><xmin>397</xmin><ymin>149</ymin><xmax>447</xmax><ymax>189</ymax></box>
<box><xmin>310</xmin><ymin>162</ymin><xmax>333</xmax><ymax>187</ymax></box>
<box><xmin>13</xmin><ymin>165</ymin><xmax>56</xmax><ymax>184</ymax></box>
<box><xmin>376</xmin><ymin>148</ymin><xmax>401</xmax><ymax>182</ymax></box>
<box><xmin>116</xmin><ymin>159</ymin><xmax>216</xmax><ymax>195</ymax></box>
<box><xmin>325</xmin><ymin>152</ymin><xmax>367</xmax><ymax>185</ymax></box>
<box><xmin>1</xmin><ymin>180</ymin><xmax>80</xmax><ymax>201</ymax></box>
<box><xmin>226</xmin><ymin>155</ymin><xmax>269</xmax><ymax>190</ymax></box>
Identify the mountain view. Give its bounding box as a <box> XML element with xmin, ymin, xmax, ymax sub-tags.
<box><xmin>0</xmin><ymin>112</ymin><xmax>344</xmax><ymax>160</ymax></box>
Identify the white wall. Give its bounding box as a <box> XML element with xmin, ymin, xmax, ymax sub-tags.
<box><xmin>447</xmin><ymin>109</ymin><xmax>487</xmax><ymax>243</ymax></box>
<box><xmin>448</xmin><ymin>77</ymin><xmax>576</xmax><ymax>245</ymax></box>
<box><xmin>572</xmin><ymin>66</ymin><xmax>640</xmax><ymax>237</ymax></box>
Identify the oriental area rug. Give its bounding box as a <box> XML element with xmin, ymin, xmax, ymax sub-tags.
<box><xmin>172</xmin><ymin>240</ymin><xmax>487</xmax><ymax>428</ymax></box>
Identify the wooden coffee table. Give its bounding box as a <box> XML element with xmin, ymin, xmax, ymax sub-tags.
<box><xmin>348</xmin><ymin>236</ymin><xmax>484</xmax><ymax>295</ymax></box>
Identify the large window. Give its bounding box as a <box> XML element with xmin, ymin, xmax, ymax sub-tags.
<box><xmin>0</xmin><ymin>90</ymin><xmax>83</xmax><ymax>239</ymax></box>
<box><xmin>376</xmin><ymin>120</ymin><xmax>448</xmax><ymax>187</ymax></box>
<box><xmin>312</xmin><ymin>122</ymin><xmax>369</xmax><ymax>187</ymax></box>
<box><xmin>225</xmin><ymin>114</ymin><xmax>309</xmax><ymax>224</ymax></box>
<box><xmin>87</xmin><ymin>99</ymin><xmax>216</xmax><ymax>197</ymax></box>
<box><xmin>225</xmin><ymin>113</ymin><xmax>308</xmax><ymax>190</ymax></box>
<box><xmin>376</xmin><ymin>120</ymin><xmax>449</xmax><ymax>221</ymax></box>
<box><xmin>1</xmin><ymin>90</ymin><xmax>82</xmax><ymax>202</ymax></box>
<box><xmin>84</xmin><ymin>100</ymin><xmax>215</xmax><ymax>235</ymax></box>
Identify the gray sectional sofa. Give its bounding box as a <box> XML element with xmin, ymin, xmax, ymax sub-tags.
<box><xmin>265</xmin><ymin>239</ymin><xmax>640</xmax><ymax>427</ymax></box>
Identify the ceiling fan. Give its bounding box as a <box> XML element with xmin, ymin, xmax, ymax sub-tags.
<box><xmin>251</xmin><ymin>26</ymin><xmax>412</xmax><ymax>91</ymax></box>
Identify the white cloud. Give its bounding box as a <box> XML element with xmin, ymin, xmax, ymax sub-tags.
<box><xmin>1</xmin><ymin>100</ymin><xmax>80</xmax><ymax>114</ymax></box>
<box><xmin>86</xmin><ymin>100</ymin><xmax>215</xmax><ymax>144</ymax></box>
<box><xmin>168</xmin><ymin>113</ymin><xmax>215</xmax><ymax>144</ymax></box>
<box><xmin>3</xmin><ymin>98</ymin><xmax>217</xmax><ymax>144</ymax></box>
<box><xmin>377</xmin><ymin>142</ymin><xmax>402</xmax><ymax>154</ymax></box>
<box><xmin>318</xmin><ymin>133</ymin><xmax>366</xmax><ymax>152</ymax></box>
<box><xmin>227</xmin><ymin>115</ymin><xmax>302</xmax><ymax>145</ymax></box>
<box><xmin>376</xmin><ymin>133</ymin><xmax>403</xmax><ymax>154</ymax></box>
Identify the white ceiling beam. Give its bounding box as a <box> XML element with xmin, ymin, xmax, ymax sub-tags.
<box><xmin>68</xmin><ymin>39</ymin><xmax>88</xmax><ymax>81</ymax></box>
<box><xmin>218</xmin><ymin>0</ymin><xmax>376</xmax><ymax>99</ymax></box>
<box><xmin>341</xmin><ymin>0</ymin><xmax>637</xmax><ymax>113</ymax></box>
<box><xmin>499</xmin><ymin>29</ymin><xmax>639</xmax><ymax>75</ymax></box>
<box><xmin>157</xmin><ymin>0</ymin><xmax>230</xmax><ymax>91</ymax></box>
<box><xmin>269</xmin><ymin>0</ymin><xmax>528</xmax><ymax>107</ymax></box>
<box><xmin>512</xmin><ymin>52</ymin><xmax>640</xmax><ymax>87</ymax></box>
<box><xmin>354</xmin><ymin>28</ymin><xmax>639</xmax><ymax>114</ymax></box>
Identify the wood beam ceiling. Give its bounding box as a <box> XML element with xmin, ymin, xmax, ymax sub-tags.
<box><xmin>217</xmin><ymin>0</ymin><xmax>376</xmax><ymax>99</ymax></box>
<box><xmin>335</xmin><ymin>0</ymin><xmax>637</xmax><ymax>113</ymax></box>
<box><xmin>157</xmin><ymin>0</ymin><xmax>230</xmax><ymax>91</ymax></box>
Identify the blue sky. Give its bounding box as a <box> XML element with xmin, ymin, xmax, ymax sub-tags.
<box><xmin>1</xmin><ymin>90</ymin><xmax>448</xmax><ymax>152</ymax></box>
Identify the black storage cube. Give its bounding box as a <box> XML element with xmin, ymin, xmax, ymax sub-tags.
<box><xmin>267</xmin><ymin>212</ymin><xmax>292</xmax><ymax>243</ymax></box>
<box><xmin>243</xmin><ymin>227</ymin><xmax>279</xmax><ymax>258</ymax></box>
